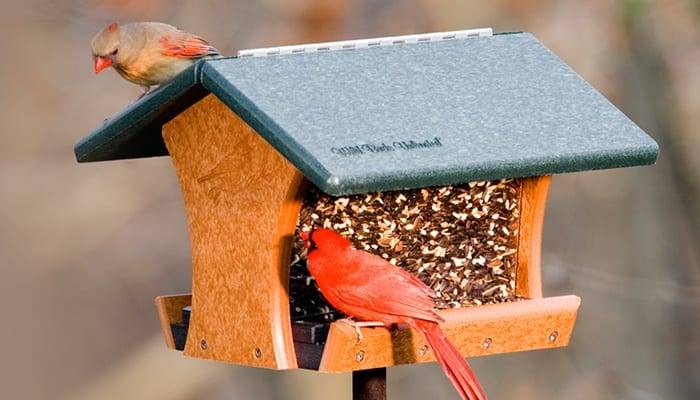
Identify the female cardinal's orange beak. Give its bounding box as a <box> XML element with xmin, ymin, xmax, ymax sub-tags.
<box><xmin>94</xmin><ymin>56</ymin><xmax>113</xmax><ymax>74</ymax></box>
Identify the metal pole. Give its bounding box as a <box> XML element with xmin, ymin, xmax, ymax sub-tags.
<box><xmin>352</xmin><ymin>368</ymin><xmax>387</xmax><ymax>400</ymax></box>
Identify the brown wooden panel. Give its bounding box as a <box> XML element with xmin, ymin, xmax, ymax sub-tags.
<box><xmin>162</xmin><ymin>94</ymin><xmax>303</xmax><ymax>369</ymax></box>
<box><xmin>316</xmin><ymin>295</ymin><xmax>580</xmax><ymax>372</ymax></box>
<box><xmin>155</xmin><ymin>294</ymin><xmax>192</xmax><ymax>349</ymax></box>
<box><xmin>515</xmin><ymin>176</ymin><xmax>551</xmax><ymax>299</ymax></box>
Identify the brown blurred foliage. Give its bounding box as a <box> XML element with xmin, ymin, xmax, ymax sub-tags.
<box><xmin>1</xmin><ymin>1</ymin><xmax>698</xmax><ymax>399</ymax></box>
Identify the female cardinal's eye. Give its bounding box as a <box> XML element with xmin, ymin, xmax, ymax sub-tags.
<box><xmin>111</xmin><ymin>48</ymin><xmax>118</xmax><ymax>56</ymax></box>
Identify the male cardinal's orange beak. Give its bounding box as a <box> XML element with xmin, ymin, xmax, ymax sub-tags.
<box><xmin>94</xmin><ymin>56</ymin><xmax>113</xmax><ymax>74</ymax></box>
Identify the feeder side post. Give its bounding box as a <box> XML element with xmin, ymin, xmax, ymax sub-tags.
<box><xmin>161</xmin><ymin>94</ymin><xmax>301</xmax><ymax>369</ymax></box>
<box><xmin>516</xmin><ymin>175</ymin><xmax>551</xmax><ymax>299</ymax></box>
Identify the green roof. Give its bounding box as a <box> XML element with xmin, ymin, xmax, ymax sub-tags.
<box><xmin>75</xmin><ymin>31</ymin><xmax>658</xmax><ymax>195</ymax></box>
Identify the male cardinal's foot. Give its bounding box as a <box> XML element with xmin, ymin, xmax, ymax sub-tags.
<box><xmin>337</xmin><ymin>318</ymin><xmax>384</xmax><ymax>343</ymax></box>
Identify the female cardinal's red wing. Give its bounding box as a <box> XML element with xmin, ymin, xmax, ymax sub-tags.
<box><xmin>320</xmin><ymin>249</ymin><xmax>442</xmax><ymax>324</ymax></box>
<box><xmin>158</xmin><ymin>31</ymin><xmax>219</xmax><ymax>58</ymax></box>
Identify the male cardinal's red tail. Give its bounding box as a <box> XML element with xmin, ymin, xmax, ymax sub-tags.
<box><xmin>414</xmin><ymin>320</ymin><xmax>487</xmax><ymax>400</ymax></box>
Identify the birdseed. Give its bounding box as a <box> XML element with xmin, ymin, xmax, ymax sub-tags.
<box><xmin>290</xmin><ymin>179</ymin><xmax>523</xmax><ymax>322</ymax></box>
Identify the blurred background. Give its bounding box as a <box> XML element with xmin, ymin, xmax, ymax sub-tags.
<box><xmin>1</xmin><ymin>0</ymin><xmax>698</xmax><ymax>399</ymax></box>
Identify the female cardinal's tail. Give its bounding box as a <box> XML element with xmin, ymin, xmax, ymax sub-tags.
<box><xmin>415</xmin><ymin>319</ymin><xmax>487</xmax><ymax>400</ymax></box>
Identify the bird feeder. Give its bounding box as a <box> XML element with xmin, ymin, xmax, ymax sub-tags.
<box><xmin>75</xmin><ymin>29</ymin><xmax>658</xmax><ymax>374</ymax></box>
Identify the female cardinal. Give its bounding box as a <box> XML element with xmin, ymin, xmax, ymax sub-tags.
<box><xmin>301</xmin><ymin>228</ymin><xmax>487</xmax><ymax>400</ymax></box>
<box><xmin>91</xmin><ymin>22</ymin><xmax>220</xmax><ymax>98</ymax></box>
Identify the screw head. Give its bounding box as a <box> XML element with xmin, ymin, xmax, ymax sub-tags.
<box><xmin>418</xmin><ymin>345</ymin><xmax>429</xmax><ymax>357</ymax></box>
<box><xmin>548</xmin><ymin>331</ymin><xmax>559</xmax><ymax>343</ymax></box>
<box><xmin>200</xmin><ymin>339</ymin><xmax>207</xmax><ymax>350</ymax></box>
<box><xmin>355</xmin><ymin>350</ymin><xmax>365</xmax><ymax>362</ymax></box>
<box><xmin>482</xmin><ymin>338</ymin><xmax>492</xmax><ymax>350</ymax></box>
<box><xmin>254</xmin><ymin>347</ymin><xmax>263</xmax><ymax>358</ymax></box>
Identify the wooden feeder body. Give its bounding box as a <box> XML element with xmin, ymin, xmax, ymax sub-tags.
<box><xmin>158</xmin><ymin>95</ymin><xmax>304</xmax><ymax>368</ymax></box>
<box><xmin>156</xmin><ymin>94</ymin><xmax>573</xmax><ymax>371</ymax></box>
<box><xmin>75</xmin><ymin>30</ymin><xmax>658</xmax><ymax>372</ymax></box>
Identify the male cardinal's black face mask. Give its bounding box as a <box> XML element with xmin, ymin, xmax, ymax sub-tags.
<box><xmin>306</xmin><ymin>230</ymin><xmax>318</xmax><ymax>252</ymax></box>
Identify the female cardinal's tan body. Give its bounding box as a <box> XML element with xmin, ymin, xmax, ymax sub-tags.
<box><xmin>91</xmin><ymin>22</ymin><xmax>220</xmax><ymax>97</ymax></box>
<box><xmin>301</xmin><ymin>229</ymin><xmax>487</xmax><ymax>400</ymax></box>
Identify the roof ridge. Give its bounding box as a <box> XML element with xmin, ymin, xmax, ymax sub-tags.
<box><xmin>236</xmin><ymin>27</ymin><xmax>493</xmax><ymax>58</ymax></box>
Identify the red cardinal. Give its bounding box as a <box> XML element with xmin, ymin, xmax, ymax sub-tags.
<box><xmin>301</xmin><ymin>228</ymin><xmax>487</xmax><ymax>400</ymax></box>
<box><xmin>91</xmin><ymin>22</ymin><xmax>220</xmax><ymax>98</ymax></box>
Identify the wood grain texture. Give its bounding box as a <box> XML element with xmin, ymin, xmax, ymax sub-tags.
<box><xmin>515</xmin><ymin>176</ymin><xmax>552</xmax><ymax>299</ymax></box>
<box><xmin>162</xmin><ymin>94</ymin><xmax>304</xmax><ymax>369</ymax></box>
<box><xmin>316</xmin><ymin>295</ymin><xmax>580</xmax><ymax>372</ymax></box>
<box><xmin>155</xmin><ymin>294</ymin><xmax>192</xmax><ymax>349</ymax></box>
